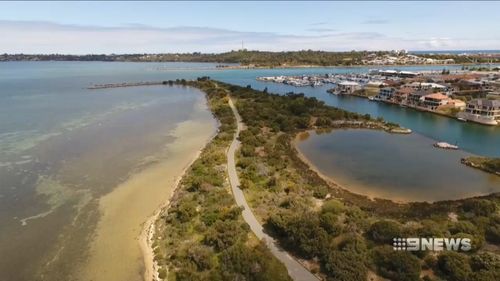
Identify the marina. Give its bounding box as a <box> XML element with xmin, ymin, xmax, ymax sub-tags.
<box><xmin>255</xmin><ymin>67</ymin><xmax>500</xmax><ymax>127</ymax></box>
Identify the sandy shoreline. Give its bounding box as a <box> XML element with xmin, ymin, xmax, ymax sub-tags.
<box><xmin>139</xmin><ymin>147</ymin><xmax>204</xmax><ymax>281</ymax></box>
<box><xmin>139</xmin><ymin>122</ymin><xmax>219</xmax><ymax>281</ymax></box>
<box><xmin>78</xmin><ymin>108</ymin><xmax>216</xmax><ymax>281</ymax></box>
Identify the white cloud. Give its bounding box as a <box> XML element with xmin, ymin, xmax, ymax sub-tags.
<box><xmin>0</xmin><ymin>20</ymin><xmax>498</xmax><ymax>54</ymax></box>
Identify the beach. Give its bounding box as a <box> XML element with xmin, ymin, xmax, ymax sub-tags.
<box><xmin>78</xmin><ymin>116</ymin><xmax>216</xmax><ymax>281</ymax></box>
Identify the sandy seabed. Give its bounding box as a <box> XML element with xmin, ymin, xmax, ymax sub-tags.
<box><xmin>78</xmin><ymin>118</ymin><xmax>215</xmax><ymax>281</ymax></box>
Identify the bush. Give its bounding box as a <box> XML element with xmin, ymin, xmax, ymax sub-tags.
<box><xmin>470</xmin><ymin>252</ymin><xmax>500</xmax><ymax>272</ymax></box>
<box><xmin>187</xmin><ymin>245</ymin><xmax>214</xmax><ymax>271</ymax></box>
<box><xmin>372</xmin><ymin>246</ymin><xmax>421</xmax><ymax>281</ymax></box>
<box><xmin>204</xmin><ymin>221</ymin><xmax>246</xmax><ymax>251</ymax></box>
<box><xmin>220</xmin><ymin>242</ymin><xmax>291</xmax><ymax>281</ymax></box>
<box><xmin>321</xmin><ymin>199</ymin><xmax>344</xmax><ymax>214</ymax></box>
<box><xmin>437</xmin><ymin>252</ymin><xmax>472</xmax><ymax>281</ymax></box>
<box><xmin>323</xmin><ymin>250</ymin><xmax>368</xmax><ymax>281</ymax></box>
<box><xmin>462</xmin><ymin>199</ymin><xmax>497</xmax><ymax>216</ymax></box>
<box><xmin>320</xmin><ymin>212</ymin><xmax>341</xmax><ymax>236</ymax></box>
<box><xmin>368</xmin><ymin>220</ymin><xmax>402</xmax><ymax>244</ymax></box>
<box><xmin>268</xmin><ymin>211</ymin><xmax>329</xmax><ymax>258</ymax></box>
<box><xmin>486</xmin><ymin>215</ymin><xmax>500</xmax><ymax>244</ymax></box>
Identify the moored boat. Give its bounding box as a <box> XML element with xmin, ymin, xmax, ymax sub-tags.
<box><xmin>433</xmin><ymin>142</ymin><xmax>459</xmax><ymax>150</ymax></box>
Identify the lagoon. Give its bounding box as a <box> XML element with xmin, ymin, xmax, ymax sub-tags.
<box><xmin>296</xmin><ymin>129</ymin><xmax>500</xmax><ymax>202</ymax></box>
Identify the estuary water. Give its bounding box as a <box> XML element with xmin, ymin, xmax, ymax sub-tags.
<box><xmin>0</xmin><ymin>62</ymin><xmax>218</xmax><ymax>281</ymax></box>
<box><xmin>0</xmin><ymin>61</ymin><xmax>499</xmax><ymax>280</ymax></box>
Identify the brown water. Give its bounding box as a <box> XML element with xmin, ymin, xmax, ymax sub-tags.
<box><xmin>296</xmin><ymin>129</ymin><xmax>500</xmax><ymax>202</ymax></box>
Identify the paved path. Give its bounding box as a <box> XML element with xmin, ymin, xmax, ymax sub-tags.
<box><xmin>227</xmin><ymin>98</ymin><xmax>319</xmax><ymax>281</ymax></box>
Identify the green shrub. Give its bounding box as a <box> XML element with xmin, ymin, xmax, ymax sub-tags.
<box><xmin>372</xmin><ymin>246</ymin><xmax>421</xmax><ymax>281</ymax></box>
<box><xmin>368</xmin><ymin>220</ymin><xmax>402</xmax><ymax>244</ymax></box>
<box><xmin>437</xmin><ymin>252</ymin><xmax>472</xmax><ymax>281</ymax></box>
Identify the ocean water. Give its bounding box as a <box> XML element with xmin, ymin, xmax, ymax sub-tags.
<box><xmin>0</xmin><ymin>61</ymin><xmax>499</xmax><ymax>280</ymax></box>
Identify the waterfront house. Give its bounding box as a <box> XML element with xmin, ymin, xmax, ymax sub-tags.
<box><xmin>336</xmin><ymin>81</ymin><xmax>361</xmax><ymax>94</ymax></box>
<box><xmin>408</xmin><ymin>90</ymin><xmax>432</xmax><ymax>105</ymax></box>
<box><xmin>394</xmin><ymin>87</ymin><xmax>415</xmax><ymax>103</ymax></box>
<box><xmin>422</xmin><ymin>93</ymin><xmax>451</xmax><ymax>109</ymax></box>
<box><xmin>457</xmin><ymin>99</ymin><xmax>500</xmax><ymax>125</ymax></box>
<box><xmin>378</xmin><ymin>87</ymin><xmax>396</xmax><ymax>101</ymax></box>
<box><xmin>403</xmin><ymin>82</ymin><xmax>448</xmax><ymax>91</ymax></box>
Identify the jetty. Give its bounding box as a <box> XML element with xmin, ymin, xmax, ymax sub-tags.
<box><xmin>87</xmin><ymin>81</ymin><xmax>165</xmax><ymax>89</ymax></box>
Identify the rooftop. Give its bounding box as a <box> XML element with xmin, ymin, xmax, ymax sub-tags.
<box><xmin>424</xmin><ymin>93</ymin><xmax>450</xmax><ymax>100</ymax></box>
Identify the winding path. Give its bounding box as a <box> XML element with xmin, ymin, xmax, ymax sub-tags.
<box><xmin>226</xmin><ymin>97</ymin><xmax>319</xmax><ymax>281</ymax></box>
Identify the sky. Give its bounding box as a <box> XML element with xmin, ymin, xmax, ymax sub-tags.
<box><xmin>0</xmin><ymin>1</ymin><xmax>499</xmax><ymax>54</ymax></box>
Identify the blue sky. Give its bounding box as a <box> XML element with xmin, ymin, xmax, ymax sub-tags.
<box><xmin>1</xmin><ymin>1</ymin><xmax>499</xmax><ymax>53</ymax></box>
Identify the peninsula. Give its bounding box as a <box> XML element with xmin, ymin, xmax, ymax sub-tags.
<box><xmin>148</xmin><ymin>78</ymin><xmax>500</xmax><ymax>281</ymax></box>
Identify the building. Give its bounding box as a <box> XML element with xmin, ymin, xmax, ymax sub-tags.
<box><xmin>403</xmin><ymin>82</ymin><xmax>448</xmax><ymax>91</ymax></box>
<box><xmin>457</xmin><ymin>99</ymin><xmax>500</xmax><ymax>125</ymax></box>
<box><xmin>394</xmin><ymin>88</ymin><xmax>415</xmax><ymax>104</ymax></box>
<box><xmin>422</xmin><ymin>93</ymin><xmax>451</xmax><ymax>109</ymax></box>
<box><xmin>378</xmin><ymin>87</ymin><xmax>396</xmax><ymax>101</ymax></box>
<box><xmin>336</xmin><ymin>81</ymin><xmax>361</xmax><ymax>94</ymax></box>
<box><xmin>408</xmin><ymin>90</ymin><xmax>432</xmax><ymax>105</ymax></box>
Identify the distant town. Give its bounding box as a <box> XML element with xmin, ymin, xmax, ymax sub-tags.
<box><xmin>257</xmin><ymin>67</ymin><xmax>500</xmax><ymax>125</ymax></box>
<box><xmin>1</xmin><ymin>49</ymin><xmax>500</xmax><ymax>67</ymax></box>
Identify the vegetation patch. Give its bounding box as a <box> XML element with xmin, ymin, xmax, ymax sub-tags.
<box><xmin>153</xmin><ymin>78</ymin><xmax>290</xmax><ymax>281</ymax></box>
<box><xmin>158</xmin><ymin>78</ymin><xmax>500</xmax><ymax>281</ymax></box>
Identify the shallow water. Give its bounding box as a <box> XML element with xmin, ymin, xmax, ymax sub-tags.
<box><xmin>296</xmin><ymin>129</ymin><xmax>500</xmax><ymax>202</ymax></box>
<box><xmin>0</xmin><ymin>62</ymin><xmax>217</xmax><ymax>281</ymax></box>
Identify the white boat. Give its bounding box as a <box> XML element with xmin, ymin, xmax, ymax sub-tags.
<box><xmin>433</xmin><ymin>142</ymin><xmax>459</xmax><ymax>150</ymax></box>
<box><xmin>457</xmin><ymin>117</ymin><xmax>467</xmax><ymax>122</ymax></box>
<box><xmin>368</xmin><ymin>96</ymin><xmax>375</xmax><ymax>101</ymax></box>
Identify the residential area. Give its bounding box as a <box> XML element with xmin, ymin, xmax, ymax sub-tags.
<box><xmin>257</xmin><ymin>68</ymin><xmax>500</xmax><ymax>125</ymax></box>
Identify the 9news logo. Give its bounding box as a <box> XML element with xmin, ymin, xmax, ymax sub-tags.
<box><xmin>393</xmin><ymin>237</ymin><xmax>471</xmax><ymax>251</ymax></box>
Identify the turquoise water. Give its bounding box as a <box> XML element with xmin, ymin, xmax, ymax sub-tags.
<box><xmin>297</xmin><ymin>130</ymin><xmax>500</xmax><ymax>202</ymax></box>
<box><xmin>0</xmin><ymin>61</ymin><xmax>499</xmax><ymax>280</ymax></box>
<box><xmin>210</xmin><ymin>67</ymin><xmax>500</xmax><ymax>157</ymax></box>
